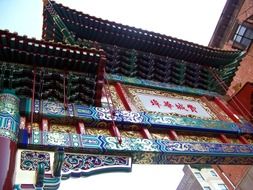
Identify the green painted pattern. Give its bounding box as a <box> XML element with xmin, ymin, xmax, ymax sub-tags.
<box><xmin>0</xmin><ymin>91</ymin><xmax>20</xmax><ymax>141</ymax></box>
<box><xmin>107</xmin><ymin>74</ymin><xmax>220</xmax><ymax>97</ymax></box>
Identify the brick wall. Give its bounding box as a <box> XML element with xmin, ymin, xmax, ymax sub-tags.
<box><xmin>237</xmin><ymin>0</ymin><xmax>253</xmax><ymax>22</ymax></box>
<box><xmin>221</xmin><ymin>0</ymin><xmax>253</xmax><ymax>96</ymax></box>
<box><xmin>213</xmin><ymin>165</ymin><xmax>250</xmax><ymax>189</ymax></box>
<box><xmin>227</xmin><ymin>45</ymin><xmax>253</xmax><ymax>96</ymax></box>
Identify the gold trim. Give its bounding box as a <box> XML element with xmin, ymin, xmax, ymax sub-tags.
<box><xmin>85</xmin><ymin>127</ymin><xmax>111</xmax><ymax>136</ymax></box>
<box><xmin>229</xmin><ymin>138</ymin><xmax>241</xmax><ymax>144</ymax></box>
<box><xmin>32</xmin><ymin>123</ymin><xmax>40</xmax><ymax>131</ymax></box>
<box><xmin>243</xmin><ymin>135</ymin><xmax>253</xmax><ymax>144</ymax></box>
<box><xmin>208</xmin><ymin>99</ymin><xmax>233</xmax><ymax>122</ymax></box>
<box><xmin>120</xmin><ymin>130</ymin><xmax>142</xmax><ymax>138</ymax></box>
<box><xmin>151</xmin><ymin>132</ymin><xmax>170</xmax><ymax>140</ymax></box>
<box><xmin>109</xmin><ymin>85</ymin><xmax>126</xmax><ymax>110</ymax></box>
<box><xmin>50</xmin><ymin>124</ymin><xmax>76</xmax><ymax>133</ymax></box>
<box><xmin>178</xmin><ymin>135</ymin><xmax>220</xmax><ymax>143</ymax></box>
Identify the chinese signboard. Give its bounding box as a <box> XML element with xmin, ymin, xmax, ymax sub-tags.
<box><xmin>137</xmin><ymin>93</ymin><xmax>211</xmax><ymax>118</ymax></box>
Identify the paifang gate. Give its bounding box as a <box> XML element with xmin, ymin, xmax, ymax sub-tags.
<box><xmin>0</xmin><ymin>0</ymin><xmax>252</xmax><ymax>189</ymax></box>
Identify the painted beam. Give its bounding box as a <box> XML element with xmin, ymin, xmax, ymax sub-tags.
<box><xmin>19</xmin><ymin>99</ymin><xmax>252</xmax><ymax>135</ymax></box>
<box><xmin>107</xmin><ymin>74</ymin><xmax>220</xmax><ymax>97</ymax></box>
<box><xmin>14</xmin><ymin>150</ymin><xmax>132</xmax><ymax>190</ymax></box>
<box><xmin>23</xmin><ymin>130</ymin><xmax>253</xmax><ymax>165</ymax></box>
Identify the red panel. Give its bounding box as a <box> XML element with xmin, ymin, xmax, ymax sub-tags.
<box><xmin>228</xmin><ymin>83</ymin><xmax>253</xmax><ymax>121</ymax></box>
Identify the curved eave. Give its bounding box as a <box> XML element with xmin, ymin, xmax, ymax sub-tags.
<box><xmin>0</xmin><ymin>29</ymin><xmax>103</xmax><ymax>74</ymax></box>
<box><xmin>42</xmin><ymin>1</ymin><xmax>242</xmax><ymax>68</ymax></box>
<box><xmin>0</xmin><ymin>29</ymin><xmax>105</xmax><ymax>106</ymax></box>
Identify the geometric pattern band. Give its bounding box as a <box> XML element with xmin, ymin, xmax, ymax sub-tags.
<box><xmin>20</xmin><ymin>98</ymin><xmax>253</xmax><ymax>135</ymax></box>
<box><xmin>28</xmin><ymin>130</ymin><xmax>253</xmax><ymax>165</ymax></box>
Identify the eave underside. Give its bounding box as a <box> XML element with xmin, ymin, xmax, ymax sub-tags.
<box><xmin>41</xmin><ymin>1</ymin><xmax>243</xmax><ymax>94</ymax></box>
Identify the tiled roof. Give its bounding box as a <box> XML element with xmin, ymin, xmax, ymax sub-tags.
<box><xmin>42</xmin><ymin>1</ymin><xmax>242</xmax><ymax>67</ymax></box>
<box><xmin>0</xmin><ymin>29</ymin><xmax>105</xmax><ymax>105</ymax></box>
<box><xmin>41</xmin><ymin>1</ymin><xmax>244</xmax><ymax>93</ymax></box>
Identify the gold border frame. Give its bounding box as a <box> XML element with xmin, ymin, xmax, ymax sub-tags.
<box><xmin>123</xmin><ymin>85</ymin><xmax>218</xmax><ymax>120</ymax></box>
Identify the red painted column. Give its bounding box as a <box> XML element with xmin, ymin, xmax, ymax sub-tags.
<box><xmin>41</xmin><ymin>118</ymin><xmax>49</xmax><ymax>131</ymax></box>
<box><xmin>140</xmin><ymin>128</ymin><xmax>152</xmax><ymax>139</ymax></box>
<box><xmin>77</xmin><ymin>122</ymin><xmax>85</xmax><ymax>134</ymax></box>
<box><xmin>169</xmin><ymin>130</ymin><xmax>179</xmax><ymax>140</ymax></box>
<box><xmin>114</xmin><ymin>82</ymin><xmax>153</xmax><ymax>139</ymax></box>
<box><xmin>110</xmin><ymin>124</ymin><xmax>122</xmax><ymax>144</ymax></box>
<box><xmin>0</xmin><ymin>138</ymin><xmax>17</xmax><ymax>189</ymax></box>
<box><xmin>200</xmin><ymin>96</ymin><xmax>227</xmax><ymax>121</ymax></box>
<box><xmin>114</xmin><ymin>82</ymin><xmax>132</xmax><ymax>111</ymax></box>
<box><xmin>0</xmin><ymin>90</ymin><xmax>20</xmax><ymax>189</ymax></box>
<box><xmin>239</xmin><ymin>136</ymin><xmax>249</xmax><ymax>144</ymax></box>
<box><xmin>214</xmin><ymin>97</ymin><xmax>240</xmax><ymax>123</ymax></box>
<box><xmin>219</xmin><ymin>134</ymin><xmax>230</xmax><ymax>143</ymax></box>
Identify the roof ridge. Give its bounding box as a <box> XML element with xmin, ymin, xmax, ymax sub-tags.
<box><xmin>48</xmin><ymin>0</ymin><xmax>239</xmax><ymax>53</ymax></box>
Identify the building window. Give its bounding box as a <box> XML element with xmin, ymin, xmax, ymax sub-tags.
<box><xmin>233</xmin><ymin>24</ymin><xmax>253</xmax><ymax>49</ymax></box>
<box><xmin>210</xmin><ymin>170</ymin><xmax>217</xmax><ymax>177</ymax></box>
<box><xmin>194</xmin><ymin>172</ymin><xmax>204</xmax><ymax>181</ymax></box>
<box><xmin>218</xmin><ymin>184</ymin><xmax>228</xmax><ymax>190</ymax></box>
<box><xmin>204</xmin><ymin>187</ymin><xmax>211</xmax><ymax>190</ymax></box>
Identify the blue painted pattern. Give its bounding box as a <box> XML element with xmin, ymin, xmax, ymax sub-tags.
<box><xmin>28</xmin><ymin>131</ymin><xmax>253</xmax><ymax>165</ymax></box>
<box><xmin>20</xmin><ymin>151</ymin><xmax>50</xmax><ymax>171</ymax></box>
<box><xmin>27</xmin><ymin>99</ymin><xmax>251</xmax><ymax>134</ymax></box>
<box><xmin>61</xmin><ymin>153</ymin><xmax>131</xmax><ymax>179</ymax></box>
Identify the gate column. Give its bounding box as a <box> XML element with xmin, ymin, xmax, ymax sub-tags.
<box><xmin>0</xmin><ymin>90</ymin><xmax>20</xmax><ymax>189</ymax></box>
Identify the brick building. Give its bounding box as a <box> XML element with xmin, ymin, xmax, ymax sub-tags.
<box><xmin>209</xmin><ymin>0</ymin><xmax>253</xmax><ymax>96</ymax></box>
<box><xmin>212</xmin><ymin>165</ymin><xmax>251</xmax><ymax>190</ymax></box>
<box><xmin>210</xmin><ymin>0</ymin><xmax>253</xmax><ymax>189</ymax></box>
<box><xmin>177</xmin><ymin>165</ymin><xmax>228</xmax><ymax>190</ymax></box>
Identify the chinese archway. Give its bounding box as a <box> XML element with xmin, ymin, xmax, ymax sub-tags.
<box><xmin>0</xmin><ymin>0</ymin><xmax>252</xmax><ymax>189</ymax></box>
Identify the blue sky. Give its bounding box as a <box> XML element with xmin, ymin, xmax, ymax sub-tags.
<box><xmin>0</xmin><ymin>0</ymin><xmax>226</xmax><ymax>189</ymax></box>
<box><xmin>0</xmin><ymin>0</ymin><xmax>43</xmax><ymax>39</ymax></box>
<box><xmin>0</xmin><ymin>0</ymin><xmax>226</xmax><ymax>45</ymax></box>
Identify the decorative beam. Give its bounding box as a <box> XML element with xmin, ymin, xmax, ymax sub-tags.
<box><xmin>20</xmin><ymin>98</ymin><xmax>251</xmax><ymax>135</ymax></box>
<box><xmin>25</xmin><ymin>130</ymin><xmax>253</xmax><ymax>165</ymax></box>
<box><xmin>107</xmin><ymin>74</ymin><xmax>220</xmax><ymax>97</ymax></box>
<box><xmin>15</xmin><ymin>150</ymin><xmax>132</xmax><ymax>189</ymax></box>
